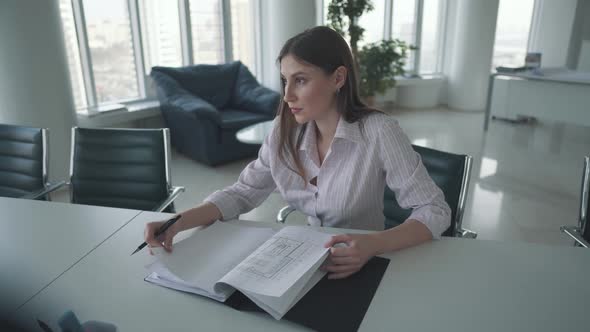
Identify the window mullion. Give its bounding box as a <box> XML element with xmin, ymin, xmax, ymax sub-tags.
<box><xmin>253</xmin><ymin>0</ymin><xmax>262</xmax><ymax>78</ymax></box>
<box><xmin>72</xmin><ymin>0</ymin><xmax>97</xmax><ymax>107</ymax></box>
<box><xmin>127</xmin><ymin>0</ymin><xmax>146</xmax><ymax>99</ymax></box>
<box><xmin>384</xmin><ymin>0</ymin><xmax>393</xmax><ymax>40</ymax></box>
<box><xmin>222</xmin><ymin>0</ymin><xmax>233</xmax><ymax>62</ymax></box>
<box><xmin>414</xmin><ymin>0</ymin><xmax>424</xmax><ymax>74</ymax></box>
<box><xmin>436</xmin><ymin>0</ymin><xmax>449</xmax><ymax>73</ymax></box>
<box><xmin>179</xmin><ymin>0</ymin><xmax>194</xmax><ymax>65</ymax></box>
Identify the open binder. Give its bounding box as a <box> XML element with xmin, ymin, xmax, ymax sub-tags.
<box><xmin>144</xmin><ymin>221</ymin><xmax>389</xmax><ymax>330</ymax></box>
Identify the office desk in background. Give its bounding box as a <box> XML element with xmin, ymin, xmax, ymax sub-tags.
<box><xmin>13</xmin><ymin>209</ymin><xmax>590</xmax><ymax>332</ymax></box>
<box><xmin>484</xmin><ymin>68</ymin><xmax>590</xmax><ymax>130</ymax></box>
<box><xmin>0</xmin><ymin>197</ymin><xmax>141</xmax><ymax>314</ymax></box>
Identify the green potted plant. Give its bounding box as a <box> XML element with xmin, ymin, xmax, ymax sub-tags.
<box><xmin>358</xmin><ymin>39</ymin><xmax>415</xmax><ymax>104</ymax></box>
<box><xmin>326</xmin><ymin>0</ymin><xmax>416</xmax><ymax>104</ymax></box>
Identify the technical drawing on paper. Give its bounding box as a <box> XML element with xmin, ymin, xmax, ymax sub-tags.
<box><xmin>240</xmin><ymin>237</ymin><xmax>304</xmax><ymax>279</ymax></box>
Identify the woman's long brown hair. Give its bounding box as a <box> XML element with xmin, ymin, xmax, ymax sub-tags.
<box><xmin>276</xmin><ymin>26</ymin><xmax>379</xmax><ymax>181</ymax></box>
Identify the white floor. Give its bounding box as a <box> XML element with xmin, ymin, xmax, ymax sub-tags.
<box><xmin>53</xmin><ymin>107</ymin><xmax>585</xmax><ymax>246</ymax></box>
<box><xmin>389</xmin><ymin>107</ymin><xmax>584</xmax><ymax>246</ymax></box>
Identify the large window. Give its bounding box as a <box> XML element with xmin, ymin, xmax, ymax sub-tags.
<box><xmin>83</xmin><ymin>0</ymin><xmax>140</xmax><ymax>103</ymax></box>
<box><xmin>491</xmin><ymin>0</ymin><xmax>536</xmax><ymax>69</ymax></box>
<box><xmin>189</xmin><ymin>0</ymin><xmax>225</xmax><ymax>64</ymax></box>
<box><xmin>323</xmin><ymin>0</ymin><xmax>446</xmax><ymax>75</ymax></box>
<box><xmin>59</xmin><ymin>0</ymin><xmax>87</xmax><ymax>109</ymax></box>
<box><xmin>391</xmin><ymin>0</ymin><xmax>417</xmax><ymax>72</ymax></box>
<box><xmin>358</xmin><ymin>0</ymin><xmax>386</xmax><ymax>47</ymax></box>
<box><xmin>419</xmin><ymin>0</ymin><xmax>443</xmax><ymax>73</ymax></box>
<box><xmin>231</xmin><ymin>0</ymin><xmax>256</xmax><ymax>71</ymax></box>
<box><xmin>391</xmin><ymin>0</ymin><xmax>416</xmax><ymax>45</ymax></box>
<box><xmin>59</xmin><ymin>0</ymin><xmax>259</xmax><ymax>111</ymax></box>
<box><xmin>138</xmin><ymin>0</ymin><xmax>183</xmax><ymax>73</ymax></box>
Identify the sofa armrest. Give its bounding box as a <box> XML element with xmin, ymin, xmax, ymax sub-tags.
<box><xmin>166</xmin><ymin>93</ymin><xmax>221</xmax><ymax>124</ymax></box>
<box><xmin>232</xmin><ymin>64</ymin><xmax>280</xmax><ymax>116</ymax></box>
<box><xmin>235</xmin><ymin>85</ymin><xmax>280</xmax><ymax>117</ymax></box>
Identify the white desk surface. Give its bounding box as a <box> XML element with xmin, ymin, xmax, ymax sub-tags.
<box><xmin>0</xmin><ymin>197</ymin><xmax>141</xmax><ymax>314</ymax></box>
<box><xmin>14</xmin><ymin>210</ymin><xmax>590</xmax><ymax>332</ymax></box>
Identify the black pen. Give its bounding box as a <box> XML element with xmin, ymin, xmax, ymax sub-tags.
<box><xmin>131</xmin><ymin>214</ymin><xmax>182</xmax><ymax>256</ymax></box>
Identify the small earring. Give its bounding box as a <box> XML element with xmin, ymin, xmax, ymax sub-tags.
<box><xmin>336</xmin><ymin>88</ymin><xmax>340</xmax><ymax>95</ymax></box>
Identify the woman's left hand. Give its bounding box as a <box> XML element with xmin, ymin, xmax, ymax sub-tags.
<box><xmin>322</xmin><ymin>233</ymin><xmax>379</xmax><ymax>279</ymax></box>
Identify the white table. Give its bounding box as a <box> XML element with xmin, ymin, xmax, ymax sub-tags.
<box><xmin>236</xmin><ymin>120</ymin><xmax>273</xmax><ymax>144</ymax></box>
<box><xmin>14</xmin><ymin>210</ymin><xmax>590</xmax><ymax>332</ymax></box>
<box><xmin>0</xmin><ymin>197</ymin><xmax>141</xmax><ymax>314</ymax></box>
<box><xmin>484</xmin><ymin>68</ymin><xmax>590</xmax><ymax>130</ymax></box>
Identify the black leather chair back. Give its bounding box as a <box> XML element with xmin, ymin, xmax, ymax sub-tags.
<box><xmin>71</xmin><ymin>128</ymin><xmax>172</xmax><ymax>211</ymax></box>
<box><xmin>0</xmin><ymin>124</ymin><xmax>46</xmax><ymax>198</ymax></box>
<box><xmin>384</xmin><ymin>145</ymin><xmax>469</xmax><ymax>237</ymax></box>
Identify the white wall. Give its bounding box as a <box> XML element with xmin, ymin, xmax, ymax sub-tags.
<box><xmin>0</xmin><ymin>0</ymin><xmax>76</xmax><ymax>181</ymax></box>
<box><xmin>567</xmin><ymin>0</ymin><xmax>590</xmax><ymax>69</ymax></box>
<box><xmin>528</xmin><ymin>0</ymin><xmax>577</xmax><ymax>68</ymax></box>
<box><xmin>259</xmin><ymin>0</ymin><xmax>317</xmax><ymax>90</ymax></box>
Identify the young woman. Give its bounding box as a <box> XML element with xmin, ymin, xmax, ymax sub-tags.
<box><xmin>144</xmin><ymin>26</ymin><xmax>450</xmax><ymax>280</ymax></box>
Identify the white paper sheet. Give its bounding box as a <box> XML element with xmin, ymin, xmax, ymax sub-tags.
<box><xmin>218</xmin><ymin>226</ymin><xmax>331</xmax><ymax>297</ymax></box>
<box><xmin>236</xmin><ymin>255</ymin><xmax>328</xmax><ymax>319</ymax></box>
<box><xmin>152</xmin><ymin>222</ymin><xmax>275</xmax><ymax>297</ymax></box>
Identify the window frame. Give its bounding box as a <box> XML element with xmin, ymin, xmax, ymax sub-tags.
<box><xmin>322</xmin><ymin>0</ymin><xmax>448</xmax><ymax>75</ymax></box>
<box><xmin>64</xmin><ymin>0</ymin><xmax>260</xmax><ymax>111</ymax></box>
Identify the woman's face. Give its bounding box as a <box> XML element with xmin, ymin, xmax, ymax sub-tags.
<box><xmin>280</xmin><ymin>54</ymin><xmax>343</xmax><ymax>124</ymax></box>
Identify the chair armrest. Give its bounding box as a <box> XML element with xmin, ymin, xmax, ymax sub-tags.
<box><xmin>166</xmin><ymin>94</ymin><xmax>221</xmax><ymax>124</ymax></box>
<box><xmin>277</xmin><ymin>205</ymin><xmax>296</xmax><ymax>223</ymax></box>
<box><xmin>21</xmin><ymin>181</ymin><xmax>67</xmax><ymax>200</ymax></box>
<box><xmin>456</xmin><ymin>227</ymin><xmax>478</xmax><ymax>239</ymax></box>
<box><xmin>560</xmin><ymin>225</ymin><xmax>590</xmax><ymax>248</ymax></box>
<box><xmin>154</xmin><ymin>186</ymin><xmax>185</xmax><ymax>213</ymax></box>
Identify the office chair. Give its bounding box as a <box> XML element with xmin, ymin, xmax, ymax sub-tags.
<box><xmin>560</xmin><ymin>156</ymin><xmax>590</xmax><ymax>247</ymax></box>
<box><xmin>64</xmin><ymin>127</ymin><xmax>184</xmax><ymax>212</ymax></box>
<box><xmin>0</xmin><ymin>124</ymin><xmax>64</xmax><ymax>200</ymax></box>
<box><xmin>277</xmin><ymin>145</ymin><xmax>477</xmax><ymax>238</ymax></box>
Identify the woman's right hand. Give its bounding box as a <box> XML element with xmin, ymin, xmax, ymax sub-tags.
<box><xmin>144</xmin><ymin>218</ymin><xmax>182</xmax><ymax>254</ymax></box>
<box><xmin>143</xmin><ymin>203</ymin><xmax>222</xmax><ymax>255</ymax></box>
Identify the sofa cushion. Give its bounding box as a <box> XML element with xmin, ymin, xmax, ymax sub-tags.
<box><xmin>219</xmin><ymin>109</ymin><xmax>272</xmax><ymax>130</ymax></box>
<box><xmin>152</xmin><ymin>62</ymin><xmax>240</xmax><ymax>109</ymax></box>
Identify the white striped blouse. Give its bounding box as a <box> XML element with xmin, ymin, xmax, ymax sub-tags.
<box><xmin>204</xmin><ymin>112</ymin><xmax>451</xmax><ymax>239</ymax></box>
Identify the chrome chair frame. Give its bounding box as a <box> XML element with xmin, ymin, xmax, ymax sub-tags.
<box><xmin>455</xmin><ymin>155</ymin><xmax>477</xmax><ymax>238</ymax></box>
<box><xmin>560</xmin><ymin>156</ymin><xmax>590</xmax><ymax>248</ymax></box>
<box><xmin>277</xmin><ymin>149</ymin><xmax>477</xmax><ymax>239</ymax></box>
<box><xmin>58</xmin><ymin>127</ymin><xmax>184</xmax><ymax>212</ymax></box>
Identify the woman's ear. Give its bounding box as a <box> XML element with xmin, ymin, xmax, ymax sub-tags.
<box><xmin>333</xmin><ymin>66</ymin><xmax>347</xmax><ymax>90</ymax></box>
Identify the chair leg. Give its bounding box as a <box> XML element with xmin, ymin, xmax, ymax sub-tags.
<box><xmin>560</xmin><ymin>225</ymin><xmax>590</xmax><ymax>248</ymax></box>
<box><xmin>457</xmin><ymin>228</ymin><xmax>477</xmax><ymax>239</ymax></box>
